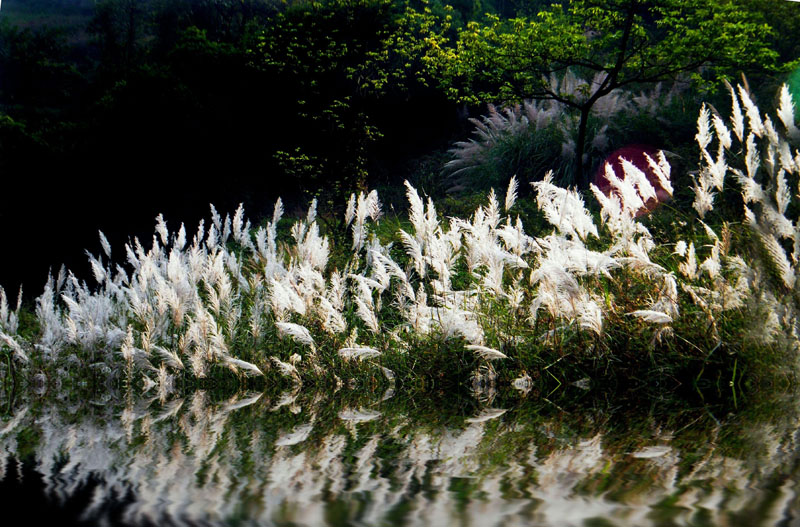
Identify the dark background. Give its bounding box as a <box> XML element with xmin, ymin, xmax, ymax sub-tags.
<box><xmin>0</xmin><ymin>0</ymin><xmax>467</xmax><ymax>297</ymax></box>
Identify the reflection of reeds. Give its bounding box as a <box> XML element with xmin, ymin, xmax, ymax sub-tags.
<box><xmin>2</xmin><ymin>386</ymin><xmax>800</xmax><ymax>527</ymax></box>
<box><xmin>1</xmin><ymin>83</ymin><xmax>799</xmax><ymax>386</ymax></box>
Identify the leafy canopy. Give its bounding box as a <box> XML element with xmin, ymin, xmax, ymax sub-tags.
<box><xmin>249</xmin><ymin>0</ymin><xmax>453</xmax><ymax>200</ymax></box>
<box><xmin>436</xmin><ymin>0</ymin><xmax>778</xmax><ymax>105</ymax></box>
<box><xmin>430</xmin><ymin>0</ymin><xmax>778</xmax><ymax>188</ymax></box>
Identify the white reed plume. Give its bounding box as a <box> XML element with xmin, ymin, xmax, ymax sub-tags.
<box><xmin>153</xmin><ymin>345</ymin><xmax>184</xmax><ymax>371</ymax></box>
<box><xmin>424</xmin><ymin>230</ymin><xmax>461</xmax><ymax>295</ymax></box>
<box><xmin>697</xmin><ymin>109</ymin><xmax>729</xmax><ymax>192</ymax></box>
<box><xmin>231</xmin><ymin>203</ymin><xmax>253</xmax><ymax>250</ymax></box>
<box><xmin>578</xmin><ymin>299</ymin><xmax>604</xmax><ymax>335</ymax></box>
<box><xmin>674</xmin><ymin>240</ymin><xmax>687</xmax><ymax>257</ymax></box>
<box><xmin>731</xmin><ymin>167</ymin><xmax>764</xmax><ymax>205</ymax></box>
<box><xmin>206</xmin><ymin>222</ymin><xmax>219</xmax><ymax>250</ymax></box>
<box><xmin>724</xmin><ymin>80</ymin><xmax>745</xmax><ymax>142</ymax></box>
<box><xmin>654</xmin><ymin>273</ymin><xmax>680</xmax><ymax>319</ymax></box>
<box><xmin>0</xmin><ymin>331</ymin><xmax>28</xmax><ymax>363</ymax></box>
<box><xmin>479</xmin><ymin>251</ymin><xmax>507</xmax><ymax>295</ymax></box>
<box><xmin>120</xmin><ymin>324</ymin><xmax>136</xmax><ymax>363</ymax></box>
<box><xmin>759</xmin><ymin>232</ymin><xmax>796</xmax><ymax>289</ymax></box>
<box><xmin>223</xmin><ymin>357</ymin><xmax>264</xmax><ymax>377</ymax></box>
<box><xmin>776</xmin><ymin>167</ymin><xmax>793</xmax><ymax>216</ymax></box>
<box><xmin>700</xmin><ymin>244</ymin><xmax>722</xmax><ymax>279</ymax></box>
<box><xmin>187</xmin><ymin>350</ymin><xmax>207</xmax><ymax>378</ymax></box>
<box><xmin>275</xmin><ymin>321</ymin><xmax>316</xmax><ymax>350</ymax></box>
<box><xmin>155</xmin><ymin>214</ymin><xmax>169</xmax><ymax>246</ymax></box>
<box><xmin>645</xmin><ymin>151</ymin><xmax>673</xmax><ymax>198</ymax></box>
<box><xmin>367</xmin><ymin>252</ymin><xmax>391</xmax><ymax>291</ymax></box>
<box><xmin>354</xmin><ymin>296</ymin><xmax>380</xmax><ymax>333</ymax></box>
<box><xmin>220</xmin><ymin>211</ymin><xmax>232</xmax><ymax>245</ymax></box>
<box><xmin>692</xmin><ymin>171</ymin><xmax>716</xmax><ymax>219</ymax></box>
<box><xmin>156</xmin><ymin>363</ymin><xmax>174</xmax><ymax>402</ymax></box>
<box><xmin>778</xmin><ymin>85</ymin><xmax>800</xmax><ymax>141</ymax></box>
<box><xmin>260</xmin><ymin>198</ymin><xmax>285</xmax><ymax>277</ymax></box>
<box><xmin>399</xmin><ymin>230</ymin><xmax>425</xmax><ymax>276</ymax></box>
<box><xmin>344</xmin><ymin>193</ymin><xmax>356</xmax><ymax>228</ymax></box>
<box><xmin>175</xmin><ymin>223</ymin><xmax>186</xmax><ymax>251</ymax></box>
<box><xmin>678</xmin><ymin>242</ymin><xmax>698</xmax><ymax>280</ymax></box>
<box><xmin>318</xmin><ymin>274</ymin><xmax>343</xmax><ymax>323</ymax></box>
<box><xmin>429</xmin><ymin>306</ymin><xmax>484</xmax><ymax>344</ymax></box>
<box><xmin>317</xmin><ymin>296</ymin><xmax>347</xmax><ymax>334</ymax></box>
<box><xmin>290</xmin><ymin>264</ymin><xmax>326</xmax><ymax>317</ymax></box>
<box><xmin>485</xmin><ymin>188</ymin><xmax>502</xmax><ymax>229</ymax></box>
<box><xmin>738</xmin><ymin>84</ymin><xmax>765</xmax><ymax>138</ymax></box>
<box><xmin>296</xmin><ymin>221</ymin><xmax>330</xmax><ymax>271</ymax></box>
<box><xmin>620</xmin><ymin>158</ymin><xmax>658</xmax><ymax>203</ymax></box>
<box><xmin>338</xmin><ymin>346</ymin><xmax>381</xmax><ymax>361</ymax></box>
<box><xmin>270</xmin><ymin>356</ymin><xmax>300</xmax><ymax>379</ymax></box>
<box><xmin>0</xmin><ymin>286</ymin><xmax>21</xmax><ymax>335</ymax></box>
<box><xmin>346</xmin><ymin>190</ymin><xmax>382</xmax><ymax>251</ymax></box>
<box><xmin>98</xmin><ymin>230</ymin><xmax>112</xmax><ymax>259</ymax></box>
<box><xmin>604</xmin><ymin>162</ymin><xmax>645</xmax><ymax>216</ymax></box>
<box><xmin>404</xmin><ymin>181</ymin><xmax>439</xmax><ymax>246</ymax></box>
<box><xmin>705</xmin><ymin>152</ymin><xmax>728</xmax><ymax>193</ymax></box>
<box><xmin>209</xmin><ymin>203</ymin><xmax>222</xmax><ymax>233</ymax></box>
<box><xmin>496</xmin><ymin>217</ymin><xmax>538</xmax><ymax>257</ymax></box>
<box><xmin>628</xmin><ymin>310</ymin><xmax>673</xmax><ymax>324</ymax></box>
<box><xmin>466</xmin><ymin>345</ymin><xmax>508</xmax><ymax>361</ymax></box>
<box><xmin>369</xmin><ymin>250</ymin><xmax>414</xmax><ymax>302</ymax></box>
<box><xmin>534</xmin><ymin>235</ymin><xmax>619</xmax><ymax>278</ymax></box>
<box><xmin>269</xmin><ymin>277</ymin><xmax>306</xmax><ymax>319</ymax></box>
<box><xmin>696</xmin><ymin>104</ymin><xmax>712</xmax><ymax>151</ymax></box>
<box><xmin>505</xmin><ymin>175</ymin><xmax>519</xmax><ymax>212</ymax></box>
<box><xmin>87</xmin><ymin>252</ymin><xmax>108</xmax><ymax>285</ymax></box>
<box><xmin>746</xmin><ymin>132</ymin><xmax>760</xmax><ymax>180</ymax></box>
<box><xmin>349</xmin><ymin>273</ymin><xmax>385</xmax><ymax>304</ymax></box>
<box><xmin>711</xmin><ymin>112</ymin><xmax>733</xmax><ymax>151</ymax></box>
<box><xmin>531</xmin><ymin>172</ymin><xmax>598</xmax><ymax>240</ymax></box>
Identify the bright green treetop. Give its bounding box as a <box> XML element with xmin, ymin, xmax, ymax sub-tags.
<box><xmin>433</xmin><ymin>0</ymin><xmax>778</xmax><ymax>187</ymax></box>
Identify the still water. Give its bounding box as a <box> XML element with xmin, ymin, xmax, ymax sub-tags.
<box><xmin>1</xmin><ymin>381</ymin><xmax>799</xmax><ymax>527</ymax></box>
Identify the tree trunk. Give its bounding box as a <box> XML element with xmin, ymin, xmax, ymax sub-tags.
<box><xmin>575</xmin><ymin>105</ymin><xmax>591</xmax><ymax>189</ymax></box>
<box><xmin>572</xmin><ymin>4</ymin><xmax>636</xmax><ymax>190</ymax></box>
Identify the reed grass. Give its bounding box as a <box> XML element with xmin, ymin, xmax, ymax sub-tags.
<box><xmin>1</xmin><ymin>81</ymin><xmax>799</xmax><ymax>393</ymax></box>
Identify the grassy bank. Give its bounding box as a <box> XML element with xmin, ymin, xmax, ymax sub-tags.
<box><xmin>1</xmin><ymin>82</ymin><xmax>800</xmax><ymax>396</ymax></box>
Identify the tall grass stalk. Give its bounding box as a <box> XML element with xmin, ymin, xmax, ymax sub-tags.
<box><xmin>1</xmin><ymin>83</ymin><xmax>799</xmax><ymax>389</ymax></box>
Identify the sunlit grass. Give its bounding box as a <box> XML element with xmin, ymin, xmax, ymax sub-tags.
<box><xmin>1</xmin><ymin>81</ymin><xmax>799</xmax><ymax>395</ymax></box>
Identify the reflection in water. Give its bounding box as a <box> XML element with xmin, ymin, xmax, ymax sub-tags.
<box><xmin>1</xmin><ymin>386</ymin><xmax>800</xmax><ymax>526</ymax></box>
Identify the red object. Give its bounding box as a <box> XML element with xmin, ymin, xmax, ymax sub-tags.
<box><xmin>593</xmin><ymin>145</ymin><xmax>671</xmax><ymax>215</ymax></box>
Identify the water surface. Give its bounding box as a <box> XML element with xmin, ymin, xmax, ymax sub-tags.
<box><xmin>1</xmin><ymin>382</ymin><xmax>799</xmax><ymax>526</ymax></box>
